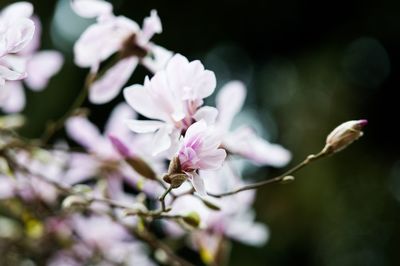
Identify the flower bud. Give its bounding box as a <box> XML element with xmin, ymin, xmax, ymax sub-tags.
<box><xmin>181</xmin><ymin>211</ymin><xmax>201</xmax><ymax>228</ymax></box>
<box><xmin>62</xmin><ymin>195</ymin><xmax>89</xmax><ymax>211</ymax></box>
<box><xmin>125</xmin><ymin>157</ymin><xmax>156</xmax><ymax>180</ymax></box>
<box><xmin>323</xmin><ymin>119</ymin><xmax>367</xmax><ymax>154</ymax></box>
<box><xmin>109</xmin><ymin>134</ymin><xmax>131</xmax><ymax>158</ymax></box>
<box><xmin>168</xmin><ymin>156</ymin><xmax>182</xmax><ymax>175</ymax></box>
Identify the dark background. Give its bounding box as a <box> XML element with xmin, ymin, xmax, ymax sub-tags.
<box><xmin>2</xmin><ymin>0</ymin><xmax>400</xmax><ymax>265</ymax></box>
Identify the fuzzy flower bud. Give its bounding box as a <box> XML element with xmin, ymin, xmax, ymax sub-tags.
<box><xmin>323</xmin><ymin>119</ymin><xmax>368</xmax><ymax>154</ymax></box>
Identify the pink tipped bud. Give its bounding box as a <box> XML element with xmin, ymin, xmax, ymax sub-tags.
<box><xmin>108</xmin><ymin>134</ymin><xmax>131</xmax><ymax>158</ymax></box>
<box><xmin>324</xmin><ymin>119</ymin><xmax>367</xmax><ymax>154</ymax></box>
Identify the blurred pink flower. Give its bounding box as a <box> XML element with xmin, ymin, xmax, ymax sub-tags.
<box><xmin>72</xmin><ymin>1</ymin><xmax>171</xmax><ymax>104</ymax></box>
<box><xmin>0</xmin><ymin>2</ymin><xmax>35</xmax><ymax>89</ymax></box>
<box><xmin>66</xmin><ymin>103</ymin><xmax>164</xmax><ymax>198</ymax></box>
<box><xmin>124</xmin><ymin>54</ymin><xmax>217</xmax><ymax>156</ymax></box>
<box><xmin>216</xmin><ymin>81</ymin><xmax>291</xmax><ymax>167</ymax></box>
<box><xmin>178</xmin><ymin>120</ymin><xmax>226</xmax><ymax>195</ymax></box>
<box><xmin>0</xmin><ymin>3</ymin><xmax>63</xmax><ymax>113</ymax></box>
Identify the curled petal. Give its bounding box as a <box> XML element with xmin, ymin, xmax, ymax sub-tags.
<box><xmin>126</xmin><ymin>119</ymin><xmax>164</xmax><ymax>133</ymax></box>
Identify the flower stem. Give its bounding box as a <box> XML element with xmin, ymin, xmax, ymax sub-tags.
<box><xmin>40</xmin><ymin>73</ymin><xmax>94</xmax><ymax>144</ymax></box>
<box><xmin>159</xmin><ymin>186</ymin><xmax>173</xmax><ymax>211</ymax></box>
<box><xmin>208</xmin><ymin>150</ymin><xmax>329</xmax><ymax>198</ymax></box>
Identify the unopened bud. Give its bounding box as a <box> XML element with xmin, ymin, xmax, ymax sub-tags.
<box><xmin>323</xmin><ymin>119</ymin><xmax>367</xmax><ymax>154</ymax></box>
<box><xmin>126</xmin><ymin>157</ymin><xmax>156</xmax><ymax>180</ymax></box>
<box><xmin>109</xmin><ymin>134</ymin><xmax>131</xmax><ymax>158</ymax></box>
<box><xmin>200</xmin><ymin>198</ymin><xmax>221</xmax><ymax>211</ymax></box>
<box><xmin>182</xmin><ymin>211</ymin><xmax>201</xmax><ymax>228</ymax></box>
<box><xmin>169</xmin><ymin>173</ymin><xmax>187</xmax><ymax>188</ymax></box>
<box><xmin>72</xmin><ymin>184</ymin><xmax>92</xmax><ymax>195</ymax></box>
<box><xmin>280</xmin><ymin>175</ymin><xmax>295</xmax><ymax>184</ymax></box>
<box><xmin>62</xmin><ymin>195</ymin><xmax>89</xmax><ymax>211</ymax></box>
<box><xmin>168</xmin><ymin>156</ymin><xmax>182</xmax><ymax>175</ymax></box>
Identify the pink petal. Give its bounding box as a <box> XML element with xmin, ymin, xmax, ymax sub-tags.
<box><xmin>66</xmin><ymin>116</ymin><xmax>103</xmax><ymax>150</ymax></box>
<box><xmin>216</xmin><ymin>81</ymin><xmax>246</xmax><ymax>130</ymax></box>
<box><xmin>70</xmin><ymin>0</ymin><xmax>113</xmax><ymax>19</ymax></box>
<box><xmin>0</xmin><ymin>81</ymin><xmax>26</xmax><ymax>113</ymax></box>
<box><xmin>104</xmin><ymin>103</ymin><xmax>137</xmax><ymax>137</ymax></box>
<box><xmin>25</xmin><ymin>51</ymin><xmax>64</xmax><ymax>91</ymax></box>
<box><xmin>138</xmin><ymin>10</ymin><xmax>162</xmax><ymax>45</ymax></box>
<box><xmin>5</xmin><ymin>18</ymin><xmax>35</xmax><ymax>54</ymax></box>
<box><xmin>89</xmin><ymin>56</ymin><xmax>138</xmax><ymax>104</ymax></box>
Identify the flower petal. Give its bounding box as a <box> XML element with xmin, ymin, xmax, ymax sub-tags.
<box><xmin>216</xmin><ymin>81</ymin><xmax>246</xmax><ymax>130</ymax></box>
<box><xmin>0</xmin><ymin>81</ymin><xmax>26</xmax><ymax>113</ymax></box>
<box><xmin>125</xmin><ymin>119</ymin><xmax>164</xmax><ymax>133</ymax></box>
<box><xmin>188</xmin><ymin>171</ymin><xmax>207</xmax><ymax>196</ymax></box>
<box><xmin>193</xmin><ymin>106</ymin><xmax>218</xmax><ymax>125</ymax></box>
<box><xmin>66</xmin><ymin>116</ymin><xmax>103</xmax><ymax>150</ymax></box>
<box><xmin>25</xmin><ymin>51</ymin><xmax>64</xmax><ymax>91</ymax></box>
<box><xmin>70</xmin><ymin>0</ymin><xmax>113</xmax><ymax>19</ymax></box>
<box><xmin>89</xmin><ymin>56</ymin><xmax>138</xmax><ymax>104</ymax></box>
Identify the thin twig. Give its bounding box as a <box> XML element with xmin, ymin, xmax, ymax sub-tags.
<box><xmin>207</xmin><ymin>150</ymin><xmax>329</xmax><ymax>198</ymax></box>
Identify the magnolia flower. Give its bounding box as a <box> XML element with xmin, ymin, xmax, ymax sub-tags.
<box><xmin>177</xmin><ymin>120</ymin><xmax>226</xmax><ymax>195</ymax></box>
<box><xmin>124</xmin><ymin>54</ymin><xmax>217</xmax><ymax>155</ymax></box>
<box><xmin>72</xmin><ymin>0</ymin><xmax>172</xmax><ymax>104</ymax></box>
<box><xmin>0</xmin><ymin>3</ymin><xmax>63</xmax><ymax>113</ymax></box>
<box><xmin>216</xmin><ymin>81</ymin><xmax>291</xmax><ymax>167</ymax></box>
<box><xmin>0</xmin><ymin>2</ymin><xmax>35</xmax><ymax>89</ymax></box>
<box><xmin>66</xmin><ymin>103</ymin><xmax>164</xmax><ymax>197</ymax></box>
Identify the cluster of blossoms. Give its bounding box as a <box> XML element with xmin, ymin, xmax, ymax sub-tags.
<box><xmin>0</xmin><ymin>1</ymin><xmax>367</xmax><ymax>265</ymax></box>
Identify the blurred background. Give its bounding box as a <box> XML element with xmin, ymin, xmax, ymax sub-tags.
<box><xmin>2</xmin><ymin>0</ymin><xmax>400</xmax><ymax>265</ymax></box>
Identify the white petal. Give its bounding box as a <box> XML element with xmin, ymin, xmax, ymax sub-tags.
<box><xmin>225</xmin><ymin>126</ymin><xmax>291</xmax><ymax>167</ymax></box>
<box><xmin>126</xmin><ymin>119</ymin><xmax>164</xmax><ymax>133</ymax></box>
<box><xmin>216</xmin><ymin>81</ymin><xmax>246</xmax><ymax>130</ymax></box>
<box><xmin>89</xmin><ymin>56</ymin><xmax>138</xmax><ymax>104</ymax></box>
<box><xmin>70</xmin><ymin>0</ymin><xmax>113</xmax><ymax>19</ymax></box>
<box><xmin>152</xmin><ymin>125</ymin><xmax>172</xmax><ymax>155</ymax></box>
<box><xmin>141</xmin><ymin>45</ymin><xmax>173</xmax><ymax>73</ymax></box>
<box><xmin>193</xmin><ymin>106</ymin><xmax>218</xmax><ymax>125</ymax></box>
<box><xmin>123</xmin><ymin>83</ymin><xmax>165</xmax><ymax>120</ymax></box>
<box><xmin>0</xmin><ymin>81</ymin><xmax>26</xmax><ymax>113</ymax></box>
<box><xmin>25</xmin><ymin>51</ymin><xmax>64</xmax><ymax>91</ymax></box>
<box><xmin>189</xmin><ymin>172</ymin><xmax>207</xmax><ymax>197</ymax></box>
<box><xmin>1</xmin><ymin>2</ymin><xmax>33</xmax><ymax>21</ymax></box>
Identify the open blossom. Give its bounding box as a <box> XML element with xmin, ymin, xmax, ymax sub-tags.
<box><xmin>124</xmin><ymin>54</ymin><xmax>217</xmax><ymax>155</ymax></box>
<box><xmin>66</xmin><ymin>103</ymin><xmax>164</xmax><ymax>198</ymax></box>
<box><xmin>177</xmin><ymin>120</ymin><xmax>226</xmax><ymax>195</ymax></box>
<box><xmin>216</xmin><ymin>81</ymin><xmax>291</xmax><ymax>167</ymax></box>
<box><xmin>0</xmin><ymin>3</ymin><xmax>63</xmax><ymax>113</ymax></box>
<box><xmin>0</xmin><ymin>2</ymin><xmax>35</xmax><ymax>89</ymax></box>
<box><xmin>72</xmin><ymin>0</ymin><xmax>172</xmax><ymax>104</ymax></box>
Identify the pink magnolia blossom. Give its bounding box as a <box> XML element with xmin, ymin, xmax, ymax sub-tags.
<box><xmin>124</xmin><ymin>54</ymin><xmax>217</xmax><ymax>156</ymax></box>
<box><xmin>66</xmin><ymin>103</ymin><xmax>164</xmax><ymax>198</ymax></box>
<box><xmin>0</xmin><ymin>3</ymin><xmax>63</xmax><ymax>113</ymax></box>
<box><xmin>216</xmin><ymin>81</ymin><xmax>291</xmax><ymax>167</ymax></box>
<box><xmin>72</xmin><ymin>0</ymin><xmax>171</xmax><ymax>104</ymax></box>
<box><xmin>177</xmin><ymin>120</ymin><xmax>226</xmax><ymax>195</ymax></box>
<box><xmin>0</xmin><ymin>2</ymin><xmax>35</xmax><ymax>89</ymax></box>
